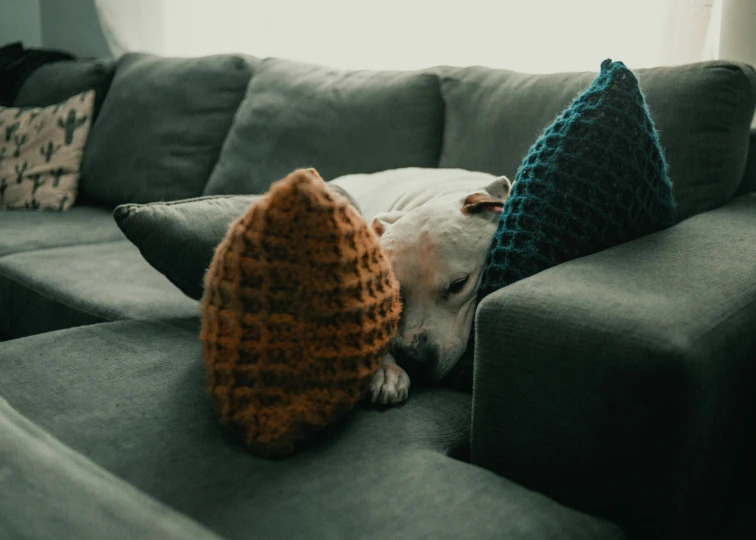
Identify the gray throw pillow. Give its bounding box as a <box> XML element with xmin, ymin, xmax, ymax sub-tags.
<box><xmin>202</xmin><ymin>58</ymin><xmax>444</xmax><ymax>195</ymax></box>
<box><xmin>113</xmin><ymin>186</ymin><xmax>361</xmax><ymax>300</ymax></box>
<box><xmin>113</xmin><ymin>195</ymin><xmax>261</xmax><ymax>300</ymax></box>
<box><xmin>82</xmin><ymin>53</ymin><xmax>260</xmax><ymax>208</ymax></box>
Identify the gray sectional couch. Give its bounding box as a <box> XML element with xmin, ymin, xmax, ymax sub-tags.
<box><xmin>1</xmin><ymin>50</ymin><xmax>755</xmax><ymax>540</ymax></box>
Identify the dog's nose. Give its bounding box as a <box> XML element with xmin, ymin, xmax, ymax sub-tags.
<box><xmin>393</xmin><ymin>334</ymin><xmax>434</xmax><ymax>369</ymax></box>
<box><xmin>402</xmin><ymin>335</ymin><xmax>430</xmax><ymax>360</ymax></box>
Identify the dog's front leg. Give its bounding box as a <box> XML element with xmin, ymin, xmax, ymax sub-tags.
<box><xmin>368</xmin><ymin>352</ymin><xmax>410</xmax><ymax>405</ymax></box>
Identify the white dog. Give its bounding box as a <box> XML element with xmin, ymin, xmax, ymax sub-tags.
<box><xmin>329</xmin><ymin>168</ymin><xmax>511</xmax><ymax>405</ymax></box>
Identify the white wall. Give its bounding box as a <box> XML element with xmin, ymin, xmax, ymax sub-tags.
<box><xmin>718</xmin><ymin>0</ymin><xmax>756</xmax><ymax>127</ymax></box>
<box><xmin>0</xmin><ymin>0</ymin><xmax>42</xmax><ymax>47</ymax></box>
<box><xmin>719</xmin><ymin>0</ymin><xmax>756</xmax><ymax>68</ymax></box>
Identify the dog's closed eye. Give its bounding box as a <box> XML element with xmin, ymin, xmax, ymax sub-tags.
<box><xmin>447</xmin><ymin>276</ymin><xmax>469</xmax><ymax>295</ymax></box>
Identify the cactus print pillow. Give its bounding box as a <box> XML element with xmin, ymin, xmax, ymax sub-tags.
<box><xmin>0</xmin><ymin>90</ymin><xmax>94</xmax><ymax>211</ymax></box>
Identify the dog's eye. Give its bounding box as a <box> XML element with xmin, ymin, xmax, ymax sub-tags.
<box><xmin>448</xmin><ymin>276</ymin><xmax>469</xmax><ymax>295</ymax></box>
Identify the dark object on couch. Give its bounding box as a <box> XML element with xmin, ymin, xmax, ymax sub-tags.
<box><xmin>1</xmin><ymin>49</ymin><xmax>755</xmax><ymax>540</ymax></box>
<box><xmin>0</xmin><ymin>41</ymin><xmax>74</xmax><ymax>105</ymax></box>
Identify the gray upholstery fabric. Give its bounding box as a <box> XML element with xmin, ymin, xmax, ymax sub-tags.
<box><xmin>0</xmin><ymin>320</ymin><xmax>624</xmax><ymax>540</ymax></box>
<box><xmin>0</xmin><ymin>205</ymin><xmax>124</xmax><ymax>257</ymax></box>
<box><xmin>82</xmin><ymin>53</ymin><xmax>259</xmax><ymax>207</ymax></box>
<box><xmin>718</xmin><ymin>496</ymin><xmax>756</xmax><ymax>540</ymax></box>
<box><xmin>470</xmin><ymin>194</ymin><xmax>756</xmax><ymax>540</ymax></box>
<box><xmin>438</xmin><ymin>61</ymin><xmax>756</xmax><ymax>221</ymax></box>
<box><xmin>0</xmin><ymin>397</ymin><xmax>223</xmax><ymax>540</ymax></box>
<box><xmin>114</xmin><ymin>195</ymin><xmax>261</xmax><ymax>300</ymax></box>
<box><xmin>203</xmin><ymin>58</ymin><xmax>444</xmax><ymax>195</ymax></box>
<box><xmin>12</xmin><ymin>58</ymin><xmax>117</xmax><ymax>124</ymax></box>
<box><xmin>0</xmin><ymin>241</ymin><xmax>198</xmax><ymax>339</ymax></box>
<box><xmin>735</xmin><ymin>128</ymin><xmax>756</xmax><ymax>195</ymax></box>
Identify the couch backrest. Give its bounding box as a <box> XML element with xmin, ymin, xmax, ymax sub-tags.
<box><xmin>13</xmin><ymin>58</ymin><xmax>116</xmax><ymax>125</ymax></box>
<box><xmin>436</xmin><ymin>61</ymin><xmax>756</xmax><ymax>222</ymax></box>
<box><xmin>14</xmin><ymin>53</ymin><xmax>756</xmax><ymax>220</ymax></box>
<box><xmin>80</xmin><ymin>52</ymin><xmax>260</xmax><ymax>207</ymax></box>
<box><xmin>202</xmin><ymin>57</ymin><xmax>445</xmax><ymax>196</ymax></box>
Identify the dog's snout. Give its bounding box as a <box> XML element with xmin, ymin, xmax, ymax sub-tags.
<box><xmin>393</xmin><ymin>332</ymin><xmax>435</xmax><ymax>371</ymax></box>
<box><xmin>398</xmin><ymin>333</ymin><xmax>430</xmax><ymax>360</ymax></box>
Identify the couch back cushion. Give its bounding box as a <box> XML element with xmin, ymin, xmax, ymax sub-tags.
<box><xmin>439</xmin><ymin>61</ymin><xmax>756</xmax><ymax>221</ymax></box>
<box><xmin>203</xmin><ymin>58</ymin><xmax>444</xmax><ymax>195</ymax></box>
<box><xmin>81</xmin><ymin>53</ymin><xmax>259</xmax><ymax>207</ymax></box>
<box><xmin>12</xmin><ymin>58</ymin><xmax>116</xmax><ymax>124</ymax></box>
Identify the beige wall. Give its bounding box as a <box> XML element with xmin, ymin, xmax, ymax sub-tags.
<box><xmin>719</xmin><ymin>0</ymin><xmax>756</xmax><ymax>68</ymax></box>
<box><xmin>719</xmin><ymin>0</ymin><xmax>756</xmax><ymax>127</ymax></box>
<box><xmin>4</xmin><ymin>1</ymin><xmax>755</xmax><ymax>67</ymax></box>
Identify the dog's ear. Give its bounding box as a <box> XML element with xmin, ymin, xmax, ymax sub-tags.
<box><xmin>484</xmin><ymin>175</ymin><xmax>512</xmax><ymax>200</ymax></box>
<box><xmin>372</xmin><ymin>210</ymin><xmax>406</xmax><ymax>236</ymax></box>
<box><xmin>461</xmin><ymin>176</ymin><xmax>511</xmax><ymax>216</ymax></box>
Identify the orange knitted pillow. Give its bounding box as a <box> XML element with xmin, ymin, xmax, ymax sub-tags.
<box><xmin>200</xmin><ymin>168</ymin><xmax>401</xmax><ymax>458</ymax></box>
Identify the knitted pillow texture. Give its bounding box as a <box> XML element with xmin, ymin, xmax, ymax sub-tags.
<box><xmin>200</xmin><ymin>168</ymin><xmax>401</xmax><ymax>458</ymax></box>
<box><xmin>479</xmin><ymin>59</ymin><xmax>676</xmax><ymax>298</ymax></box>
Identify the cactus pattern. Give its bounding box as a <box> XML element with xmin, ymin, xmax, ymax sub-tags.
<box><xmin>0</xmin><ymin>146</ymin><xmax>6</xmax><ymax>165</ymax></box>
<box><xmin>57</xmin><ymin>110</ymin><xmax>88</xmax><ymax>145</ymax></box>
<box><xmin>50</xmin><ymin>167</ymin><xmax>65</xmax><ymax>188</ymax></box>
<box><xmin>25</xmin><ymin>197</ymin><xmax>40</xmax><ymax>210</ymax></box>
<box><xmin>14</xmin><ymin>162</ymin><xmax>28</xmax><ymax>183</ymax></box>
<box><xmin>13</xmin><ymin>134</ymin><xmax>28</xmax><ymax>158</ymax></box>
<box><xmin>30</xmin><ymin>174</ymin><xmax>45</xmax><ymax>195</ymax></box>
<box><xmin>0</xmin><ymin>178</ymin><xmax>7</xmax><ymax>203</ymax></box>
<box><xmin>40</xmin><ymin>141</ymin><xmax>61</xmax><ymax>162</ymax></box>
<box><xmin>5</xmin><ymin>122</ymin><xmax>19</xmax><ymax>142</ymax></box>
<box><xmin>58</xmin><ymin>195</ymin><xmax>68</xmax><ymax>211</ymax></box>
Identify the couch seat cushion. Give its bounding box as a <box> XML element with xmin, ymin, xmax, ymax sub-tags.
<box><xmin>0</xmin><ymin>241</ymin><xmax>198</xmax><ymax>339</ymax></box>
<box><xmin>439</xmin><ymin>60</ymin><xmax>756</xmax><ymax>221</ymax></box>
<box><xmin>0</xmin><ymin>205</ymin><xmax>124</xmax><ymax>256</ymax></box>
<box><xmin>0</xmin><ymin>321</ymin><xmax>623</xmax><ymax>540</ymax></box>
<box><xmin>203</xmin><ymin>57</ymin><xmax>444</xmax><ymax>195</ymax></box>
<box><xmin>0</xmin><ymin>396</ymin><xmax>222</xmax><ymax>540</ymax></box>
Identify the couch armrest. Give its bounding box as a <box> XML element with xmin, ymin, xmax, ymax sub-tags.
<box><xmin>471</xmin><ymin>195</ymin><xmax>756</xmax><ymax>540</ymax></box>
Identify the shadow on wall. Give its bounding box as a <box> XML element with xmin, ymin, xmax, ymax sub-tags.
<box><xmin>40</xmin><ymin>0</ymin><xmax>111</xmax><ymax>58</ymax></box>
<box><xmin>0</xmin><ymin>0</ymin><xmax>42</xmax><ymax>47</ymax></box>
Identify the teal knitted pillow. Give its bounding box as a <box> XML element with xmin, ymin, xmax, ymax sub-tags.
<box><xmin>479</xmin><ymin>59</ymin><xmax>676</xmax><ymax>298</ymax></box>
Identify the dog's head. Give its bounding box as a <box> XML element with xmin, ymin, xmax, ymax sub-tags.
<box><xmin>372</xmin><ymin>176</ymin><xmax>511</xmax><ymax>382</ymax></box>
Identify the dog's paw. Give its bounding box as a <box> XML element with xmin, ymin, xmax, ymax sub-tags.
<box><xmin>368</xmin><ymin>362</ymin><xmax>410</xmax><ymax>405</ymax></box>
